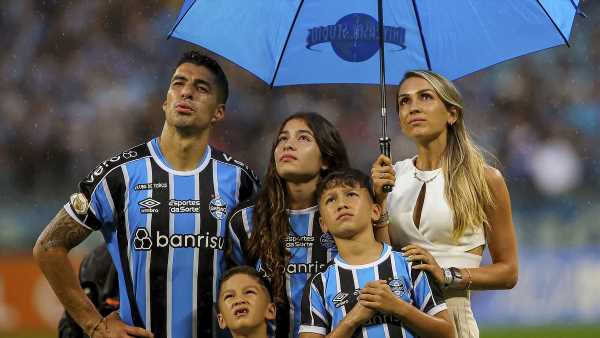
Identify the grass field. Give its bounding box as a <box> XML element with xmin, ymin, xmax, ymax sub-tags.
<box><xmin>481</xmin><ymin>325</ymin><xmax>600</xmax><ymax>338</ymax></box>
<box><xmin>4</xmin><ymin>325</ymin><xmax>600</xmax><ymax>338</ymax></box>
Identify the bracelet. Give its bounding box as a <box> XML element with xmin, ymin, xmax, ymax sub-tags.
<box><xmin>373</xmin><ymin>210</ymin><xmax>390</xmax><ymax>229</ymax></box>
<box><xmin>89</xmin><ymin>317</ymin><xmax>104</xmax><ymax>338</ymax></box>
<box><xmin>465</xmin><ymin>268</ymin><xmax>473</xmax><ymax>290</ymax></box>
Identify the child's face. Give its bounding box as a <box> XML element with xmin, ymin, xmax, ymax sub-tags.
<box><xmin>217</xmin><ymin>274</ymin><xmax>276</xmax><ymax>334</ymax></box>
<box><xmin>319</xmin><ymin>183</ymin><xmax>380</xmax><ymax>238</ymax></box>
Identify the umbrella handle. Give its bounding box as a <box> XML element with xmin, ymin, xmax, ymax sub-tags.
<box><xmin>379</xmin><ymin>137</ymin><xmax>393</xmax><ymax>193</ymax></box>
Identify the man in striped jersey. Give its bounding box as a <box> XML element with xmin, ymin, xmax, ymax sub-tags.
<box><xmin>300</xmin><ymin>169</ymin><xmax>453</xmax><ymax>338</ymax></box>
<box><xmin>33</xmin><ymin>51</ymin><xmax>259</xmax><ymax>338</ymax></box>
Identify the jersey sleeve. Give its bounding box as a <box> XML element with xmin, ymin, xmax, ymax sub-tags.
<box><xmin>226</xmin><ymin>202</ymin><xmax>254</xmax><ymax>267</ymax></box>
<box><xmin>64</xmin><ymin>166</ymin><xmax>121</xmax><ymax>231</ymax></box>
<box><xmin>299</xmin><ymin>272</ymin><xmax>330</xmax><ymax>336</ymax></box>
<box><xmin>410</xmin><ymin>267</ymin><xmax>447</xmax><ymax>316</ymax></box>
<box><xmin>63</xmin><ymin>146</ymin><xmax>145</xmax><ymax>231</ymax></box>
<box><xmin>238</xmin><ymin>166</ymin><xmax>259</xmax><ymax>203</ymax></box>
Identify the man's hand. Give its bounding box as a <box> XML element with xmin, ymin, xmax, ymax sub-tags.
<box><xmin>357</xmin><ymin>280</ymin><xmax>405</xmax><ymax>315</ymax></box>
<box><xmin>91</xmin><ymin>312</ymin><xmax>154</xmax><ymax>338</ymax></box>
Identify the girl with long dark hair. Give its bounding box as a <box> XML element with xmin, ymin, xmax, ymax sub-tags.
<box><xmin>227</xmin><ymin>112</ymin><xmax>350</xmax><ymax>338</ymax></box>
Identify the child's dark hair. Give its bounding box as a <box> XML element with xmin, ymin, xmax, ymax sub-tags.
<box><xmin>316</xmin><ymin>168</ymin><xmax>377</xmax><ymax>202</ymax></box>
<box><xmin>176</xmin><ymin>51</ymin><xmax>229</xmax><ymax>104</ymax></box>
<box><xmin>218</xmin><ymin>266</ymin><xmax>273</xmax><ymax>309</ymax></box>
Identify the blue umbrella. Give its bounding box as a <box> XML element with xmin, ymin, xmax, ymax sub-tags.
<box><xmin>169</xmin><ymin>0</ymin><xmax>582</xmax><ymax>165</ymax></box>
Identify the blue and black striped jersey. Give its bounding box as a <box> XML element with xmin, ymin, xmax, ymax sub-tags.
<box><xmin>300</xmin><ymin>243</ymin><xmax>446</xmax><ymax>338</ymax></box>
<box><xmin>227</xmin><ymin>204</ymin><xmax>338</xmax><ymax>338</ymax></box>
<box><xmin>64</xmin><ymin>138</ymin><xmax>258</xmax><ymax>338</ymax></box>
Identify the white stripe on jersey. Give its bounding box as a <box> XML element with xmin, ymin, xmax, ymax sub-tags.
<box><xmin>144</xmin><ymin>158</ymin><xmax>152</xmax><ymax>328</ymax></box>
<box><xmin>306</xmin><ymin>211</ymin><xmax>315</xmax><ymax>266</ymax></box>
<box><xmin>212</xmin><ymin>161</ymin><xmax>220</xmax><ymax>304</ymax></box>
<box><xmin>101</xmin><ymin>178</ymin><xmax>116</xmax><ymax>220</ymax></box>
<box><xmin>166</xmin><ymin>173</ymin><xmax>175</xmax><ymax>338</ymax></box>
<box><xmin>121</xmin><ymin>166</ymin><xmax>133</xmax><ymax>283</ymax></box>
<box><xmin>192</xmin><ymin>173</ymin><xmax>200</xmax><ymax>338</ymax></box>
<box><xmin>373</xmin><ymin>266</ymin><xmax>391</xmax><ymax>338</ymax></box>
<box><xmin>420</xmin><ymin>292</ymin><xmax>432</xmax><ymax>311</ymax></box>
<box><xmin>414</xmin><ymin>271</ymin><xmax>425</xmax><ymax>292</ymax></box>
<box><xmin>321</xmin><ymin>273</ymin><xmax>333</xmax><ymax>317</ymax></box>
<box><xmin>351</xmin><ymin>269</ymin><xmax>368</xmax><ymax>338</ymax></box>
<box><xmin>311</xmin><ymin>305</ymin><xmax>329</xmax><ymax>327</ymax></box>
<box><xmin>390</xmin><ymin>254</ymin><xmax>399</xmax><ymax>280</ymax></box>
<box><xmin>334</xmin><ymin>266</ymin><xmax>346</xmax><ymax>318</ymax></box>
<box><xmin>63</xmin><ymin>203</ymin><xmax>94</xmax><ymax>231</ymax></box>
<box><xmin>235</xmin><ymin>166</ymin><xmax>241</xmax><ymax>204</ymax></box>
<box><xmin>241</xmin><ymin>208</ymin><xmax>251</xmax><ymax>238</ymax></box>
<box><xmin>427</xmin><ymin>303</ymin><xmax>448</xmax><ymax>316</ymax></box>
<box><xmin>287</xmin><ymin>269</ymin><xmax>293</xmax><ymax>338</ymax></box>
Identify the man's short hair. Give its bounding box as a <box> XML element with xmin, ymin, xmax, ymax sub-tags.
<box><xmin>316</xmin><ymin>168</ymin><xmax>377</xmax><ymax>202</ymax></box>
<box><xmin>218</xmin><ymin>266</ymin><xmax>273</xmax><ymax>310</ymax></box>
<box><xmin>176</xmin><ymin>51</ymin><xmax>229</xmax><ymax>104</ymax></box>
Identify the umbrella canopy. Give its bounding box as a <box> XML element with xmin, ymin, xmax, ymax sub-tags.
<box><xmin>169</xmin><ymin>0</ymin><xmax>580</xmax><ymax>86</ymax></box>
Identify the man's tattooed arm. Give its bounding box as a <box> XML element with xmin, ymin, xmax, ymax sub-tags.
<box><xmin>36</xmin><ymin>208</ymin><xmax>92</xmax><ymax>252</ymax></box>
<box><xmin>33</xmin><ymin>208</ymin><xmax>102</xmax><ymax>335</ymax></box>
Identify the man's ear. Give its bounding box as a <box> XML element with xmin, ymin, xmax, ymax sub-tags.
<box><xmin>217</xmin><ymin>312</ymin><xmax>227</xmax><ymax>330</ymax></box>
<box><xmin>371</xmin><ymin>200</ymin><xmax>382</xmax><ymax>223</ymax></box>
<box><xmin>265</xmin><ymin>302</ymin><xmax>276</xmax><ymax>321</ymax></box>
<box><xmin>162</xmin><ymin>100</ymin><xmax>167</xmax><ymax>113</ymax></box>
<box><xmin>211</xmin><ymin>104</ymin><xmax>225</xmax><ymax>123</ymax></box>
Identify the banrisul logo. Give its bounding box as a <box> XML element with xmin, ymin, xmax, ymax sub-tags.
<box><xmin>306</xmin><ymin>13</ymin><xmax>406</xmax><ymax>62</ymax></box>
<box><xmin>132</xmin><ymin>228</ymin><xmax>224</xmax><ymax>251</ymax></box>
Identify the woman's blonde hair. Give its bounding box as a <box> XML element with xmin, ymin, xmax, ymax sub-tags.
<box><xmin>400</xmin><ymin>70</ymin><xmax>495</xmax><ymax>240</ymax></box>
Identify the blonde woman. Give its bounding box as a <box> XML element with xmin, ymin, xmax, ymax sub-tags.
<box><xmin>371</xmin><ymin>70</ymin><xmax>518</xmax><ymax>338</ymax></box>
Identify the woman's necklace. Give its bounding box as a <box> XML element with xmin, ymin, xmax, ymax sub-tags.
<box><xmin>413</xmin><ymin>160</ymin><xmax>440</xmax><ymax>184</ymax></box>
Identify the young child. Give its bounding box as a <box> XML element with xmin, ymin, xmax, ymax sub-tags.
<box><xmin>218</xmin><ymin>266</ymin><xmax>277</xmax><ymax>338</ymax></box>
<box><xmin>299</xmin><ymin>169</ymin><xmax>453</xmax><ymax>338</ymax></box>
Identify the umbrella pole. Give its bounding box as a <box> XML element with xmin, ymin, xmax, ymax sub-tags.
<box><xmin>378</xmin><ymin>0</ymin><xmax>393</xmax><ymax>192</ymax></box>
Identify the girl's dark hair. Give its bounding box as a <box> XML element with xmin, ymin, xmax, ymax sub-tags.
<box><xmin>247</xmin><ymin>112</ymin><xmax>349</xmax><ymax>305</ymax></box>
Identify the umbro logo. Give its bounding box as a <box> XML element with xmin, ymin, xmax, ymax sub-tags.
<box><xmin>333</xmin><ymin>292</ymin><xmax>349</xmax><ymax>308</ymax></box>
<box><xmin>139</xmin><ymin>198</ymin><xmax>160</xmax><ymax>214</ymax></box>
<box><xmin>333</xmin><ymin>289</ymin><xmax>360</xmax><ymax>308</ymax></box>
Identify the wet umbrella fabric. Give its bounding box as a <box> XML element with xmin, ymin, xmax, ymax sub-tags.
<box><xmin>170</xmin><ymin>0</ymin><xmax>579</xmax><ymax>86</ymax></box>
<box><xmin>169</xmin><ymin>0</ymin><xmax>580</xmax><ymax>157</ymax></box>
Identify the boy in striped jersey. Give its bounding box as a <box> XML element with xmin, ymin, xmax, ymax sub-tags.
<box><xmin>300</xmin><ymin>169</ymin><xmax>453</xmax><ymax>338</ymax></box>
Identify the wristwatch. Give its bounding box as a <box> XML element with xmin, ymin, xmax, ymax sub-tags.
<box><xmin>442</xmin><ymin>268</ymin><xmax>453</xmax><ymax>288</ymax></box>
<box><xmin>449</xmin><ymin>267</ymin><xmax>463</xmax><ymax>288</ymax></box>
<box><xmin>442</xmin><ymin>267</ymin><xmax>463</xmax><ymax>288</ymax></box>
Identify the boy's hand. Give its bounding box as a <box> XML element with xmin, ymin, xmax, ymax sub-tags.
<box><xmin>371</xmin><ymin>155</ymin><xmax>395</xmax><ymax>204</ymax></box>
<box><xmin>358</xmin><ymin>280</ymin><xmax>405</xmax><ymax>315</ymax></box>
<box><xmin>345</xmin><ymin>301</ymin><xmax>376</xmax><ymax>327</ymax></box>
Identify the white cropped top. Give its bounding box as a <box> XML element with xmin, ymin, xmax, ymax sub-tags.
<box><xmin>387</xmin><ymin>157</ymin><xmax>485</xmax><ymax>268</ymax></box>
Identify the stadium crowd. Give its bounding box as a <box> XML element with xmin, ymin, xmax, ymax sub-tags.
<box><xmin>1</xmin><ymin>0</ymin><xmax>599</xmax><ymax>251</ymax></box>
